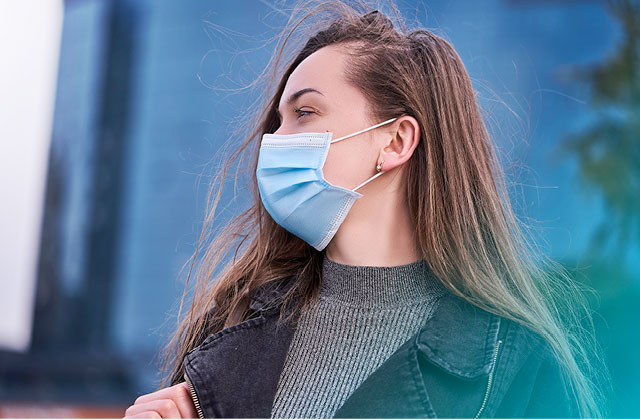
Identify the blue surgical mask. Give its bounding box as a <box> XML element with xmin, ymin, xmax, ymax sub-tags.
<box><xmin>256</xmin><ymin>117</ymin><xmax>397</xmax><ymax>250</ymax></box>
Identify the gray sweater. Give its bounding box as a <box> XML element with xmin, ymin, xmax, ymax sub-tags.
<box><xmin>270</xmin><ymin>255</ymin><xmax>447</xmax><ymax>419</ymax></box>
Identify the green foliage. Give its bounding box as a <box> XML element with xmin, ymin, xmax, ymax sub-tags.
<box><xmin>558</xmin><ymin>0</ymin><xmax>640</xmax><ymax>257</ymax></box>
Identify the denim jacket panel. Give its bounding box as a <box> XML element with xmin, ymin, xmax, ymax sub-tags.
<box><xmin>184</xmin><ymin>308</ymin><xmax>296</xmax><ymax>418</ymax></box>
<box><xmin>183</xmin><ymin>278</ymin><xmax>299</xmax><ymax>418</ymax></box>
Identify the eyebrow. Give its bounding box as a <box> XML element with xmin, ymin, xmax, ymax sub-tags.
<box><xmin>276</xmin><ymin>88</ymin><xmax>324</xmax><ymax>119</ymax></box>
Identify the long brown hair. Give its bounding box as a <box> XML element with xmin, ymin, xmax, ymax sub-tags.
<box><xmin>159</xmin><ymin>1</ymin><xmax>607</xmax><ymax>416</ymax></box>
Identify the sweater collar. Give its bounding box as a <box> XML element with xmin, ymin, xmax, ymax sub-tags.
<box><xmin>319</xmin><ymin>256</ymin><xmax>447</xmax><ymax>307</ymax></box>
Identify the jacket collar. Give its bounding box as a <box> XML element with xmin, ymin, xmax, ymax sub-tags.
<box><xmin>416</xmin><ymin>293</ymin><xmax>501</xmax><ymax>379</ymax></box>
<box><xmin>251</xmin><ymin>276</ymin><xmax>501</xmax><ymax>380</ymax></box>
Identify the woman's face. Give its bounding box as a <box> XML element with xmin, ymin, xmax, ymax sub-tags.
<box><xmin>274</xmin><ymin>44</ymin><xmax>392</xmax><ymax>191</ymax></box>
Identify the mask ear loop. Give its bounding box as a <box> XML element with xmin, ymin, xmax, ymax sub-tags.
<box><xmin>330</xmin><ymin>117</ymin><xmax>397</xmax><ymax>191</ymax></box>
<box><xmin>330</xmin><ymin>117</ymin><xmax>397</xmax><ymax>143</ymax></box>
<box><xmin>352</xmin><ymin>170</ymin><xmax>385</xmax><ymax>192</ymax></box>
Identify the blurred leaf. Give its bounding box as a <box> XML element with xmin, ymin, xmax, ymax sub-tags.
<box><xmin>558</xmin><ymin>0</ymin><xmax>640</xmax><ymax>257</ymax></box>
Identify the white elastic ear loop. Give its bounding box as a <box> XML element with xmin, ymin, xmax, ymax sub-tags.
<box><xmin>330</xmin><ymin>117</ymin><xmax>397</xmax><ymax>144</ymax></box>
<box><xmin>352</xmin><ymin>170</ymin><xmax>385</xmax><ymax>192</ymax></box>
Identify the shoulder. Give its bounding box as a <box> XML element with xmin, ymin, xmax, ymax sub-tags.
<box><xmin>508</xmin><ymin>328</ymin><xmax>580</xmax><ymax>418</ymax></box>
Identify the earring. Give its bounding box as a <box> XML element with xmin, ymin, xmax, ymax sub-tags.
<box><xmin>376</xmin><ymin>159</ymin><xmax>384</xmax><ymax>172</ymax></box>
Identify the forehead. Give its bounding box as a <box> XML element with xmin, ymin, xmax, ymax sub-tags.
<box><xmin>279</xmin><ymin>45</ymin><xmax>348</xmax><ymax>107</ymax></box>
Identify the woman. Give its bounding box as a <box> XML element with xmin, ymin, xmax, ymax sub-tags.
<box><xmin>124</xmin><ymin>2</ymin><xmax>607</xmax><ymax>418</ymax></box>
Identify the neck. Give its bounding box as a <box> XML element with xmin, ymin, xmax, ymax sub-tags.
<box><xmin>325</xmin><ymin>172</ymin><xmax>419</xmax><ymax>267</ymax></box>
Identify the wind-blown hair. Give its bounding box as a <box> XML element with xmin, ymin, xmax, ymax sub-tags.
<box><xmin>159</xmin><ymin>1</ymin><xmax>608</xmax><ymax>416</ymax></box>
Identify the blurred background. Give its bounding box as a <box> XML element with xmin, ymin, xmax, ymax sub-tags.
<box><xmin>0</xmin><ymin>0</ymin><xmax>638</xmax><ymax>417</ymax></box>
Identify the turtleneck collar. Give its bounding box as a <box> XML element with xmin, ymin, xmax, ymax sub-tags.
<box><xmin>319</xmin><ymin>255</ymin><xmax>446</xmax><ymax>307</ymax></box>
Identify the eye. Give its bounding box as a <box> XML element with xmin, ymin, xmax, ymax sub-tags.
<box><xmin>294</xmin><ymin>107</ymin><xmax>314</xmax><ymax>119</ymax></box>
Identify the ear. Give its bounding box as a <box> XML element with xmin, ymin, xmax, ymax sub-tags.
<box><xmin>379</xmin><ymin>115</ymin><xmax>420</xmax><ymax>172</ymax></box>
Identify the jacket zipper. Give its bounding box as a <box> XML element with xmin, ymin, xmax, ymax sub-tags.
<box><xmin>474</xmin><ymin>339</ymin><xmax>503</xmax><ymax>419</ymax></box>
<box><xmin>184</xmin><ymin>372</ymin><xmax>205</xmax><ymax>419</ymax></box>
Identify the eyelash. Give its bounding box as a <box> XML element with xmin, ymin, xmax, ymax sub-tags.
<box><xmin>294</xmin><ymin>107</ymin><xmax>314</xmax><ymax>119</ymax></box>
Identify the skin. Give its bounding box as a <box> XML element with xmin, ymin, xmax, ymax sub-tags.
<box><xmin>123</xmin><ymin>43</ymin><xmax>423</xmax><ymax>419</ymax></box>
<box><xmin>123</xmin><ymin>382</ymin><xmax>198</xmax><ymax>418</ymax></box>
<box><xmin>275</xmin><ymin>44</ymin><xmax>422</xmax><ymax>266</ymax></box>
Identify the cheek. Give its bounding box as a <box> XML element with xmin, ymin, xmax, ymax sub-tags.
<box><xmin>322</xmin><ymin>141</ymin><xmax>376</xmax><ymax>189</ymax></box>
